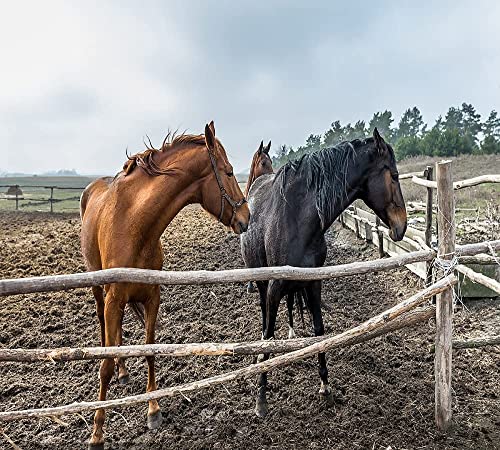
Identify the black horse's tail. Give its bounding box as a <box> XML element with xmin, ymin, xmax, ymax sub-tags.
<box><xmin>295</xmin><ymin>289</ymin><xmax>309</xmax><ymax>329</ymax></box>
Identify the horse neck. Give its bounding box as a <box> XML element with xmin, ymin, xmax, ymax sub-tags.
<box><xmin>125</xmin><ymin>146</ymin><xmax>208</xmax><ymax>241</ymax></box>
<box><xmin>313</xmin><ymin>148</ymin><xmax>368</xmax><ymax>230</ymax></box>
<box><xmin>245</xmin><ymin>155</ymin><xmax>259</xmax><ymax>197</ymax></box>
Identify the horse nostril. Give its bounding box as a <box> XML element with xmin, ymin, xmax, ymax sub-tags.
<box><xmin>239</xmin><ymin>221</ymin><xmax>248</xmax><ymax>232</ymax></box>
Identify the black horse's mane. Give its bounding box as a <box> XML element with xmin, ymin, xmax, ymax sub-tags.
<box><xmin>274</xmin><ymin>138</ymin><xmax>374</xmax><ymax>228</ymax></box>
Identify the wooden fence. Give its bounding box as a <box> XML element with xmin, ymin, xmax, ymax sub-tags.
<box><xmin>340</xmin><ymin>161</ymin><xmax>499</xmax><ymax>430</ymax></box>
<box><xmin>340</xmin><ymin>168</ymin><xmax>500</xmax><ymax>297</ymax></box>
<box><xmin>0</xmin><ymin>184</ymin><xmax>85</xmax><ymax>212</ymax></box>
<box><xmin>0</xmin><ymin>162</ymin><xmax>499</xmax><ymax>435</ymax></box>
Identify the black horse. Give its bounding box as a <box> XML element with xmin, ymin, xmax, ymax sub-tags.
<box><xmin>241</xmin><ymin>128</ymin><xmax>407</xmax><ymax>417</ymax></box>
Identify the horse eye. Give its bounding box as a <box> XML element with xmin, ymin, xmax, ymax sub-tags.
<box><xmin>227</xmin><ymin>171</ymin><xmax>234</xmax><ymax>177</ymax></box>
<box><xmin>392</xmin><ymin>173</ymin><xmax>399</xmax><ymax>181</ymax></box>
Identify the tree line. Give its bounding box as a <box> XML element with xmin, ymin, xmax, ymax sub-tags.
<box><xmin>272</xmin><ymin>103</ymin><xmax>500</xmax><ymax>166</ymax></box>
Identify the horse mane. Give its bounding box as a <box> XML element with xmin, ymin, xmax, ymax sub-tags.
<box><xmin>123</xmin><ymin>131</ymin><xmax>207</xmax><ymax>176</ymax></box>
<box><xmin>245</xmin><ymin>151</ymin><xmax>261</xmax><ymax>197</ymax></box>
<box><xmin>274</xmin><ymin>138</ymin><xmax>373</xmax><ymax>228</ymax></box>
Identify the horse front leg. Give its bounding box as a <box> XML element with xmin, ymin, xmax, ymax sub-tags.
<box><xmin>306</xmin><ymin>281</ymin><xmax>334</xmax><ymax>406</ymax></box>
<box><xmin>256</xmin><ymin>281</ymin><xmax>268</xmax><ymax>339</ymax></box>
<box><xmin>143</xmin><ymin>289</ymin><xmax>162</xmax><ymax>430</ymax></box>
<box><xmin>255</xmin><ymin>281</ymin><xmax>280</xmax><ymax>418</ymax></box>
<box><xmin>89</xmin><ymin>290</ymin><xmax>126</xmax><ymax>449</ymax></box>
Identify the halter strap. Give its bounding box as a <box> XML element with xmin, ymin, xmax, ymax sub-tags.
<box><xmin>206</xmin><ymin>145</ymin><xmax>247</xmax><ymax>224</ymax></box>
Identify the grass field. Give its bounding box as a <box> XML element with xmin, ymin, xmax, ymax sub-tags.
<box><xmin>0</xmin><ymin>176</ymin><xmax>98</xmax><ymax>212</ymax></box>
<box><xmin>397</xmin><ymin>155</ymin><xmax>499</xmax><ymax>230</ymax></box>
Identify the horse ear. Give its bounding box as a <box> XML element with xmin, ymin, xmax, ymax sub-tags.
<box><xmin>373</xmin><ymin>127</ymin><xmax>386</xmax><ymax>154</ymax></box>
<box><xmin>208</xmin><ymin>120</ymin><xmax>216</xmax><ymax>137</ymax></box>
<box><xmin>205</xmin><ymin>122</ymin><xmax>216</xmax><ymax>150</ymax></box>
<box><xmin>264</xmin><ymin>141</ymin><xmax>271</xmax><ymax>154</ymax></box>
<box><xmin>257</xmin><ymin>140</ymin><xmax>264</xmax><ymax>155</ymax></box>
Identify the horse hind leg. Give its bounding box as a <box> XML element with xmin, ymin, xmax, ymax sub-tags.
<box><xmin>255</xmin><ymin>280</ymin><xmax>281</xmax><ymax>418</ymax></box>
<box><xmin>92</xmin><ymin>286</ymin><xmax>105</xmax><ymax>347</ymax></box>
<box><xmin>116</xmin><ymin>358</ymin><xmax>130</xmax><ymax>384</ymax></box>
<box><xmin>144</xmin><ymin>292</ymin><xmax>162</xmax><ymax>430</ymax></box>
<box><xmin>115</xmin><ymin>302</ymin><xmax>147</xmax><ymax>385</ymax></box>
<box><xmin>93</xmin><ymin>285</ymin><xmax>130</xmax><ymax>385</ymax></box>
<box><xmin>306</xmin><ymin>281</ymin><xmax>334</xmax><ymax>406</ymax></box>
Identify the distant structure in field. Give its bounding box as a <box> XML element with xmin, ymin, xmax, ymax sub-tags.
<box><xmin>6</xmin><ymin>186</ymin><xmax>23</xmax><ymax>197</ymax></box>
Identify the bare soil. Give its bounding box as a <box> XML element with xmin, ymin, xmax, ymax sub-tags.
<box><xmin>0</xmin><ymin>208</ymin><xmax>499</xmax><ymax>450</ymax></box>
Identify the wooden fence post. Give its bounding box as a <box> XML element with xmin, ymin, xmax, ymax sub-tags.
<box><xmin>425</xmin><ymin>166</ymin><xmax>434</xmax><ymax>247</ymax></box>
<box><xmin>49</xmin><ymin>187</ymin><xmax>54</xmax><ymax>213</ymax></box>
<box><xmin>375</xmin><ymin>216</ymin><xmax>384</xmax><ymax>258</ymax></box>
<box><xmin>435</xmin><ymin>160</ymin><xmax>455</xmax><ymax>432</ymax></box>
<box><xmin>353</xmin><ymin>206</ymin><xmax>360</xmax><ymax>238</ymax></box>
<box><xmin>425</xmin><ymin>165</ymin><xmax>434</xmax><ymax>286</ymax></box>
<box><xmin>15</xmin><ymin>185</ymin><xmax>19</xmax><ymax>211</ymax></box>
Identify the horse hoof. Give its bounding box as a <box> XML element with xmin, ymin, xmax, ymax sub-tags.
<box><xmin>319</xmin><ymin>386</ymin><xmax>335</xmax><ymax>406</ymax></box>
<box><xmin>147</xmin><ymin>411</ymin><xmax>163</xmax><ymax>430</ymax></box>
<box><xmin>118</xmin><ymin>374</ymin><xmax>130</xmax><ymax>385</ymax></box>
<box><xmin>88</xmin><ymin>442</ymin><xmax>104</xmax><ymax>450</ymax></box>
<box><xmin>255</xmin><ymin>399</ymin><xmax>268</xmax><ymax>418</ymax></box>
<box><xmin>323</xmin><ymin>390</ymin><xmax>335</xmax><ymax>406</ymax></box>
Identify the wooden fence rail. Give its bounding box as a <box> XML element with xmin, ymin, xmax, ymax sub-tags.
<box><xmin>0</xmin><ymin>275</ymin><xmax>454</xmax><ymax>421</ymax></box>
<box><xmin>411</xmin><ymin>174</ymin><xmax>500</xmax><ymax>190</ymax></box>
<box><xmin>0</xmin><ymin>305</ymin><xmax>436</xmax><ymax>363</ymax></box>
<box><xmin>430</xmin><ymin>335</ymin><xmax>500</xmax><ymax>352</ymax></box>
<box><xmin>456</xmin><ymin>264</ymin><xmax>500</xmax><ymax>295</ymax></box>
<box><xmin>0</xmin><ymin>240</ymin><xmax>497</xmax><ymax>297</ymax></box>
<box><xmin>0</xmin><ymin>184</ymin><xmax>86</xmax><ymax>212</ymax></box>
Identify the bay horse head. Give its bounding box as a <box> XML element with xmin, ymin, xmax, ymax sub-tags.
<box><xmin>202</xmin><ymin>121</ymin><xmax>250</xmax><ymax>234</ymax></box>
<box><xmin>359</xmin><ymin>128</ymin><xmax>407</xmax><ymax>241</ymax></box>
<box><xmin>245</xmin><ymin>140</ymin><xmax>273</xmax><ymax>197</ymax></box>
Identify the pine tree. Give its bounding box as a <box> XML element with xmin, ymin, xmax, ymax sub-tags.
<box><xmin>368</xmin><ymin>110</ymin><xmax>394</xmax><ymax>140</ymax></box>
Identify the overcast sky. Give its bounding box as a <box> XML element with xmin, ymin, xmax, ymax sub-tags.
<box><xmin>1</xmin><ymin>1</ymin><xmax>499</xmax><ymax>174</ymax></box>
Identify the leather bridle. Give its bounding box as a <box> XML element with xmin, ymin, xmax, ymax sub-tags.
<box><xmin>206</xmin><ymin>145</ymin><xmax>247</xmax><ymax>225</ymax></box>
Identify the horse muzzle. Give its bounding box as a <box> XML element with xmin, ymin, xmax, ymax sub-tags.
<box><xmin>233</xmin><ymin>219</ymin><xmax>249</xmax><ymax>234</ymax></box>
<box><xmin>389</xmin><ymin>221</ymin><xmax>407</xmax><ymax>242</ymax></box>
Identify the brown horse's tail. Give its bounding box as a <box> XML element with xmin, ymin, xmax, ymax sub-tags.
<box><xmin>79</xmin><ymin>186</ymin><xmax>90</xmax><ymax>221</ymax></box>
<box><xmin>128</xmin><ymin>302</ymin><xmax>162</xmax><ymax>330</ymax></box>
<box><xmin>128</xmin><ymin>302</ymin><xmax>146</xmax><ymax>327</ymax></box>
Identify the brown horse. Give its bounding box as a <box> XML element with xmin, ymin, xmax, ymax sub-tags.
<box><xmin>80</xmin><ymin>121</ymin><xmax>250</xmax><ymax>449</ymax></box>
<box><xmin>244</xmin><ymin>140</ymin><xmax>273</xmax><ymax>197</ymax></box>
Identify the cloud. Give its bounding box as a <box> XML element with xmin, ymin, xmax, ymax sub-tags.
<box><xmin>0</xmin><ymin>1</ymin><xmax>499</xmax><ymax>174</ymax></box>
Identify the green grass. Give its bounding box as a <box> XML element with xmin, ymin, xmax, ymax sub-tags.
<box><xmin>0</xmin><ymin>176</ymin><xmax>98</xmax><ymax>212</ymax></box>
<box><xmin>396</xmin><ymin>154</ymin><xmax>499</xmax><ymax>223</ymax></box>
